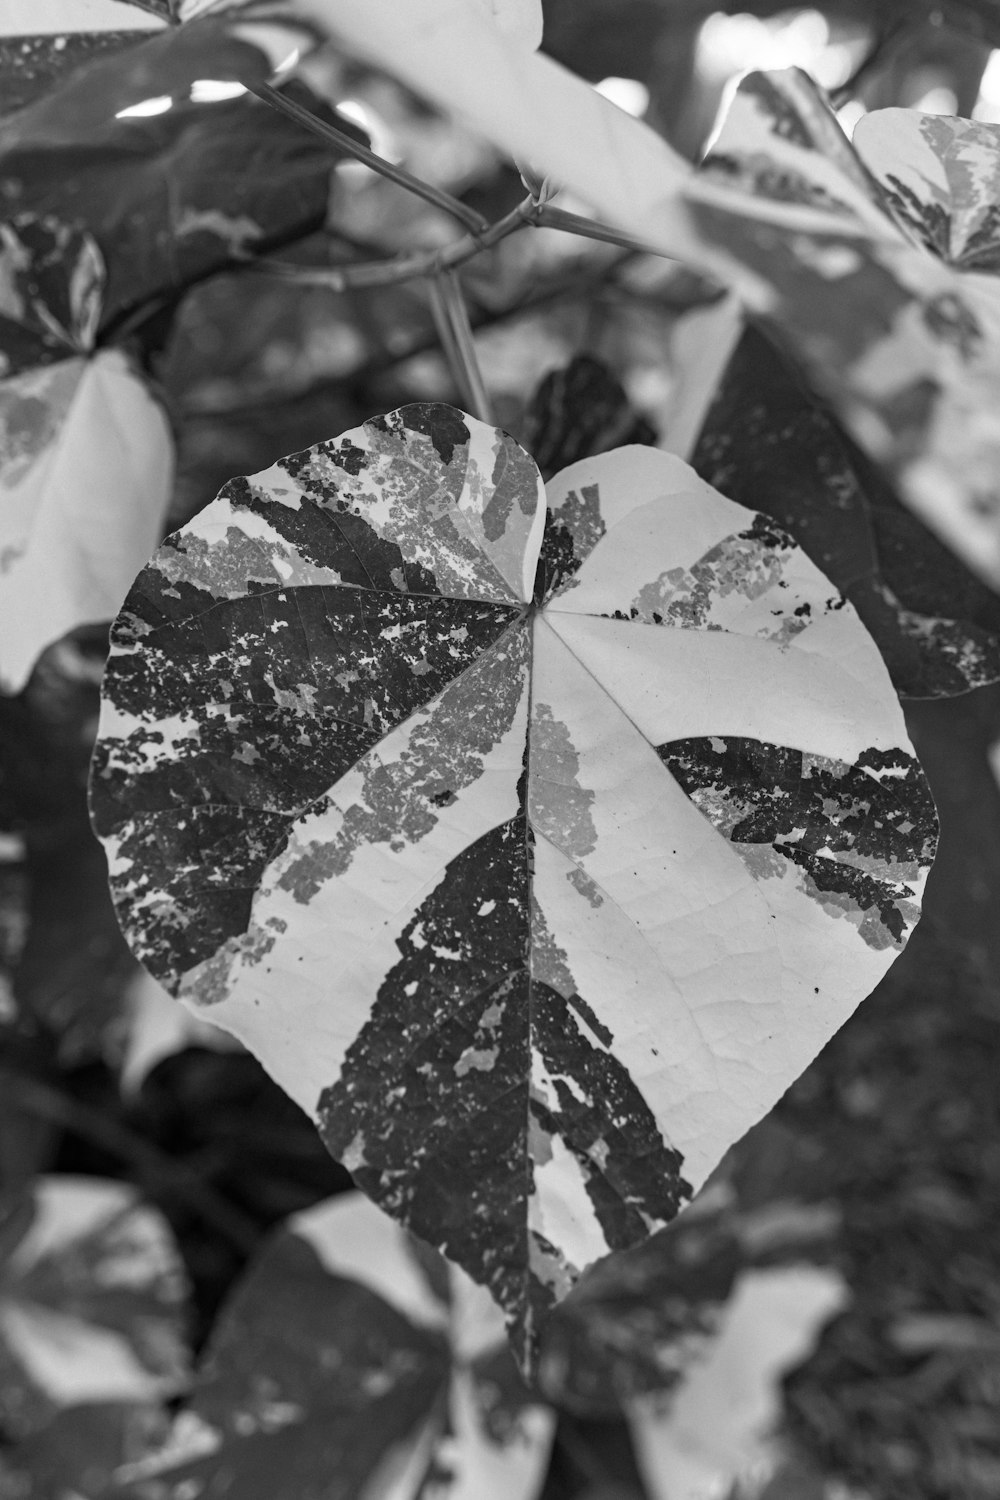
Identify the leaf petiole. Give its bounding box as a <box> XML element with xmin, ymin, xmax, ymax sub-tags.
<box><xmin>247</xmin><ymin>80</ymin><xmax>491</xmax><ymax>237</ymax></box>
<box><xmin>427</xmin><ymin>268</ymin><xmax>494</xmax><ymax>424</ymax></box>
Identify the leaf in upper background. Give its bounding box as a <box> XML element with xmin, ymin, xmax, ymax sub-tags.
<box><xmin>0</xmin><ymin>1176</ymin><xmax>190</xmax><ymax>1439</ymax></box>
<box><xmin>116</xmin><ymin>1191</ymin><xmax>553</xmax><ymax>1500</ymax></box>
<box><xmin>0</xmin><ymin>52</ymin><xmax>362</xmax><ymax>328</ymax></box>
<box><xmin>853</xmin><ymin>111</ymin><xmax>1000</xmax><ymax>273</ymax></box>
<box><xmin>691</xmin><ymin>323</ymin><xmax>1000</xmax><ymax>698</ymax></box>
<box><xmin>627</xmin><ymin>1265</ymin><xmax>848</xmax><ymax>1500</ymax></box>
<box><xmin>0</xmin><ymin>16</ymin><xmax>288</xmax><ymax>153</ymax></box>
<box><xmin>182</xmin><ymin>0</ymin><xmax>694</xmax><ymax>239</ymax></box>
<box><xmin>681</xmin><ymin>69</ymin><xmax>1000</xmax><ymax>593</ymax></box>
<box><xmin>90</xmin><ymin>404</ymin><xmax>936</xmax><ymax>1363</ymax></box>
<box><xmin>519</xmin><ymin>355</ymin><xmax>657</xmax><ymax>482</ymax></box>
<box><xmin>0</xmin><ymin>1</ymin><xmax>166</xmax><ymax>120</ymax></box>
<box><xmin>0</xmin><ymin>219</ymin><xmax>174</xmax><ymax>693</ymax></box>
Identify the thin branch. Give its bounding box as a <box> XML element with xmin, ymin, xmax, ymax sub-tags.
<box><xmin>259</xmin><ymin>195</ymin><xmax>539</xmax><ymax>290</ymax></box>
<box><xmin>182</xmin><ymin>252</ymin><xmax>637</xmax><ymax>421</ymax></box>
<box><xmin>247</xmin><ymin>80</ymin><xmax>491</xmax><ymax>237</ymax></box>
<box><xmin>533</xmin><ymin>203</ymin><xmax>668</xmax><ymax>258</ymax></box>
<box><xmin>256</xmin><ymin>195</ymin><xmax>665</xmax><ymax>295</ymax></box>
<box><xmin>427</xmin><ymin>269</ymin><xmax>494</xmax><ymax>423</ymax></box>
<box><xmin>1</xmin><ymin>1069</ymin><xmax>260</xmax><ymax>1255</ymax></box>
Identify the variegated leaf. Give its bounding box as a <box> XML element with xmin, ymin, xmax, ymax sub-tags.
<box><xmin>116</xmin><ymin>1192</ymin><xmax>553</xmax><ymax>1500</ymax></box>
<box><xmin>690</xmin><ymin>323</ymin><xmax>1000</xmax><ymax>698</ymax></box>
<box><xmin>90</xmin><ymin>405</ymin><xmax>936</xmax><ymax>1365</ymax></box>
<box><xmin>152</xmin><ymin>10</ymin><xmax>1000</xmax><ymax>595</ymax></box>
<box><xmin>686</xmin><ymin>69</ymin><xmax>1000</xmax><ymax>593</ymax></box>
<box><xmin>176</xmin><ymin>0</ymin><xmax>695</xmax><ymax>243</ymax></box>
<box><xmin>0</xmin><ymin>1401</ymin><xmax>170</xmax><ymax>1500</ymax></box>
<box><xmin>0</xmin><ymin>217</ymin><xmax>103</xmax><ymax>379</ymax></box>
<box><xmin>627</xmin><ymin>1265</ymin><xmax>848</xmax><ymax>1500</ymax></box>
<box><xmin>0</xmin><ymin>1176</ymin><xmax>189</xmax><ymax>1439</ymax></box>
<box><xmin>854</xmin><ymin>111</ymin><xmax>1000</xmax><ymax>273</ymax></box>
<box><xmin>0</xmin><ymin>217</ymin><xmax>174</xmax><ymax>692</ymax></box>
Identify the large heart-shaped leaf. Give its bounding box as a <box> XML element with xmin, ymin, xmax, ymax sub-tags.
<box><xmin>0</xmin><ymin>1176</ymin><xmax>189</xmax><ymax>1439</ymax></box>
<box><xmin>91</xmin><ymin>404</ymin><xmax>936</xmax><ymax>1362</ymax></box>
<box><xmin>116</xmin><ymin>1191</ymin><xmax>553</xmax><ymax>1499</ymax></box>
<box><xmin>0</xmin><ymin>218</ymin><xmax>174</xmax><ymax>692</ymax></box>
<box><xmin>0</xmin><ymin>1</ymin><xmax>167</xmax><ymax>120</ymax></box>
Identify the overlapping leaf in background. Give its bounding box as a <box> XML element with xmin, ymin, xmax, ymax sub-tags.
<box><xmin>686</xmin><ymin>70</ymin><xmax>1000</xmax><ymax>592</ymax></box>
<box><xmin>0</xmin><ymin>218</ymin><xmax>173</xmax><ymax>693</ymax></box>
<box><xmin>116</xmin><ymin>1192</ymin><xmax>553</xmax><ymax>1500</ymax></box>
<box><xmin>0</xmin><ymin>1175</ymin><xmax>189</xmax><ymax>1438</ymax></box>
<box><xmin>0</xmin><ymin>15</ymin><xmax>363</xmax><ymax>330</ymax></box>
<box><xmin>159</xmin><ymin>2</ymin><xmax>1000</xmax><ymax>594</ymax></box>
<box><xmin>690</xmin><ymin>323</ymin><xmax>1000</xmax><ymax>698</ymax></box>
<box><xmin>90</xmin><ymin>403</ymin><xmax>936</xmax><ymax>1362</ymax></box>
<box><xmin>627</xmin><ymin>1264</ymin><xmax>847</xmax><ymax>1500</ymax></box>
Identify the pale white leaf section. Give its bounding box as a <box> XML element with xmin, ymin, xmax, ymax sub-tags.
<box><xmin>177</xmin><ymin>635</ymin><xmax>531</xmax><ymax>1117</ymax></box>
<box><xmin>472</xmin><ymin>0</ymin><xmax>542</xmax><ymax>49</ymax></box>
<box><xmin>10</xmin><ymin>1177</ymin><xmax>137</xmax><ymax>1271</ymax></box>
<box><xmin>657</xmin><ymin>295</ymin><xmax>744</xmax><ymax>463</ymax></box>
<box><xmin>628</xmin><ymin>1266</ymin><xmax>848</xmax><ymax>1500</ymax></box>
<box><xmin>291</xmin><ymin>1195</ymin><xmax>554</xmax><ymax>1500</ymax></box>
<box><xmin>121</xmin><ymin>968</ymin><xmax>241</xmax><ymax>1096</ymax></box>
<box><xmin>0</xmin><ymin>349</ymin><xmax>173</xmax><ymax>693</ymax></box>
<box><xmin>545</xmin><ymin>614</ymin><xmax>904</xmax><ymax>762</ymax></box>
<box><xmin>529</xmin><ymin>618</ymin><xmax>906</xmax><ymax>1191</ymax></box>
<box><xmin>0</xmin><ymin>1303</ymin><xmax>174</xmax><ymax>1407</ymax></box>
<box><xmin>0</xmin><ymin>0</ymin><xmax>166</xmax><ymax>34</ymax></box>
<box><xmin>0</xmin><ymin>1177</ymin><xmax>189</xmax><ymax>1426</ymax></box>
<box><xmin>547</xmin><ymin>446</ymin><xmax>877</xmax><ymax>683</ymax></box>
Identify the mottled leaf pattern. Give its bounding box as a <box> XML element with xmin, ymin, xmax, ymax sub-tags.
<box><xmin>0</xmin><ymin>217</ymin><xmax>102</xmax><ymax>379</ymax></box>
<box><xmin>0</xmin><ymin>218</ymin><xmax>174</xmax><ymax>692</ymax></box>
<box><xmin>685</xmin><ymin>69</ymin><xmax>1000</xmax><ymax>592</ymax></box>
<box><xmin>0</xmin><ymin>1176</ymin><xmax>189</xmax><ymax>1439</ymax></box>
<box><xmin>161</xmin><ymin>12</ymin><xmax>1000</xmax><ymax>592</ymax></box>
<box><xmin>855</xmin><ymin>111</ymin><xmax>1000</xmax><ymax>272</ymax></box>
<box><xmin>116</xmin><ymin>1193</ymin><xmax>553</xmax><ymax>1500</ymax></box>
<box><xmin>691</xmin><ymin>323</ymin><xmax>1000</xmax><ymax>697</ymax></box>
<box><xmin>91</xmin><ymin>406</ymin><xmax>935</xmax><ymax>1364</ymax></box>
<box><xmin>0</xmin><ymin>54</ymin><xmax>357</xmax><ymax>326</ymax></box>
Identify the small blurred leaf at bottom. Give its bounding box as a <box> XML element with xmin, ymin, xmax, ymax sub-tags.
<box><xmin>115</xmin><ymin>1192</ymin><xmax>554</xmax><ymax>1500</ymax></box>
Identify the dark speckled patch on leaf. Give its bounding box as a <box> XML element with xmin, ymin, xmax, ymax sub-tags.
<box><xmin>659</xmin><ymin>736</ymin><xmax>937</xmax><ymax>951</ymax></box>
<box><xmin>319</xmin><ymin>813</ymin><xmax>689</xmax><ymax>1367</ymax></box>
<box><xmin>93</xmin><ymin>578</ymin><xmax>519</xmax><ymax>983</ymax></box>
